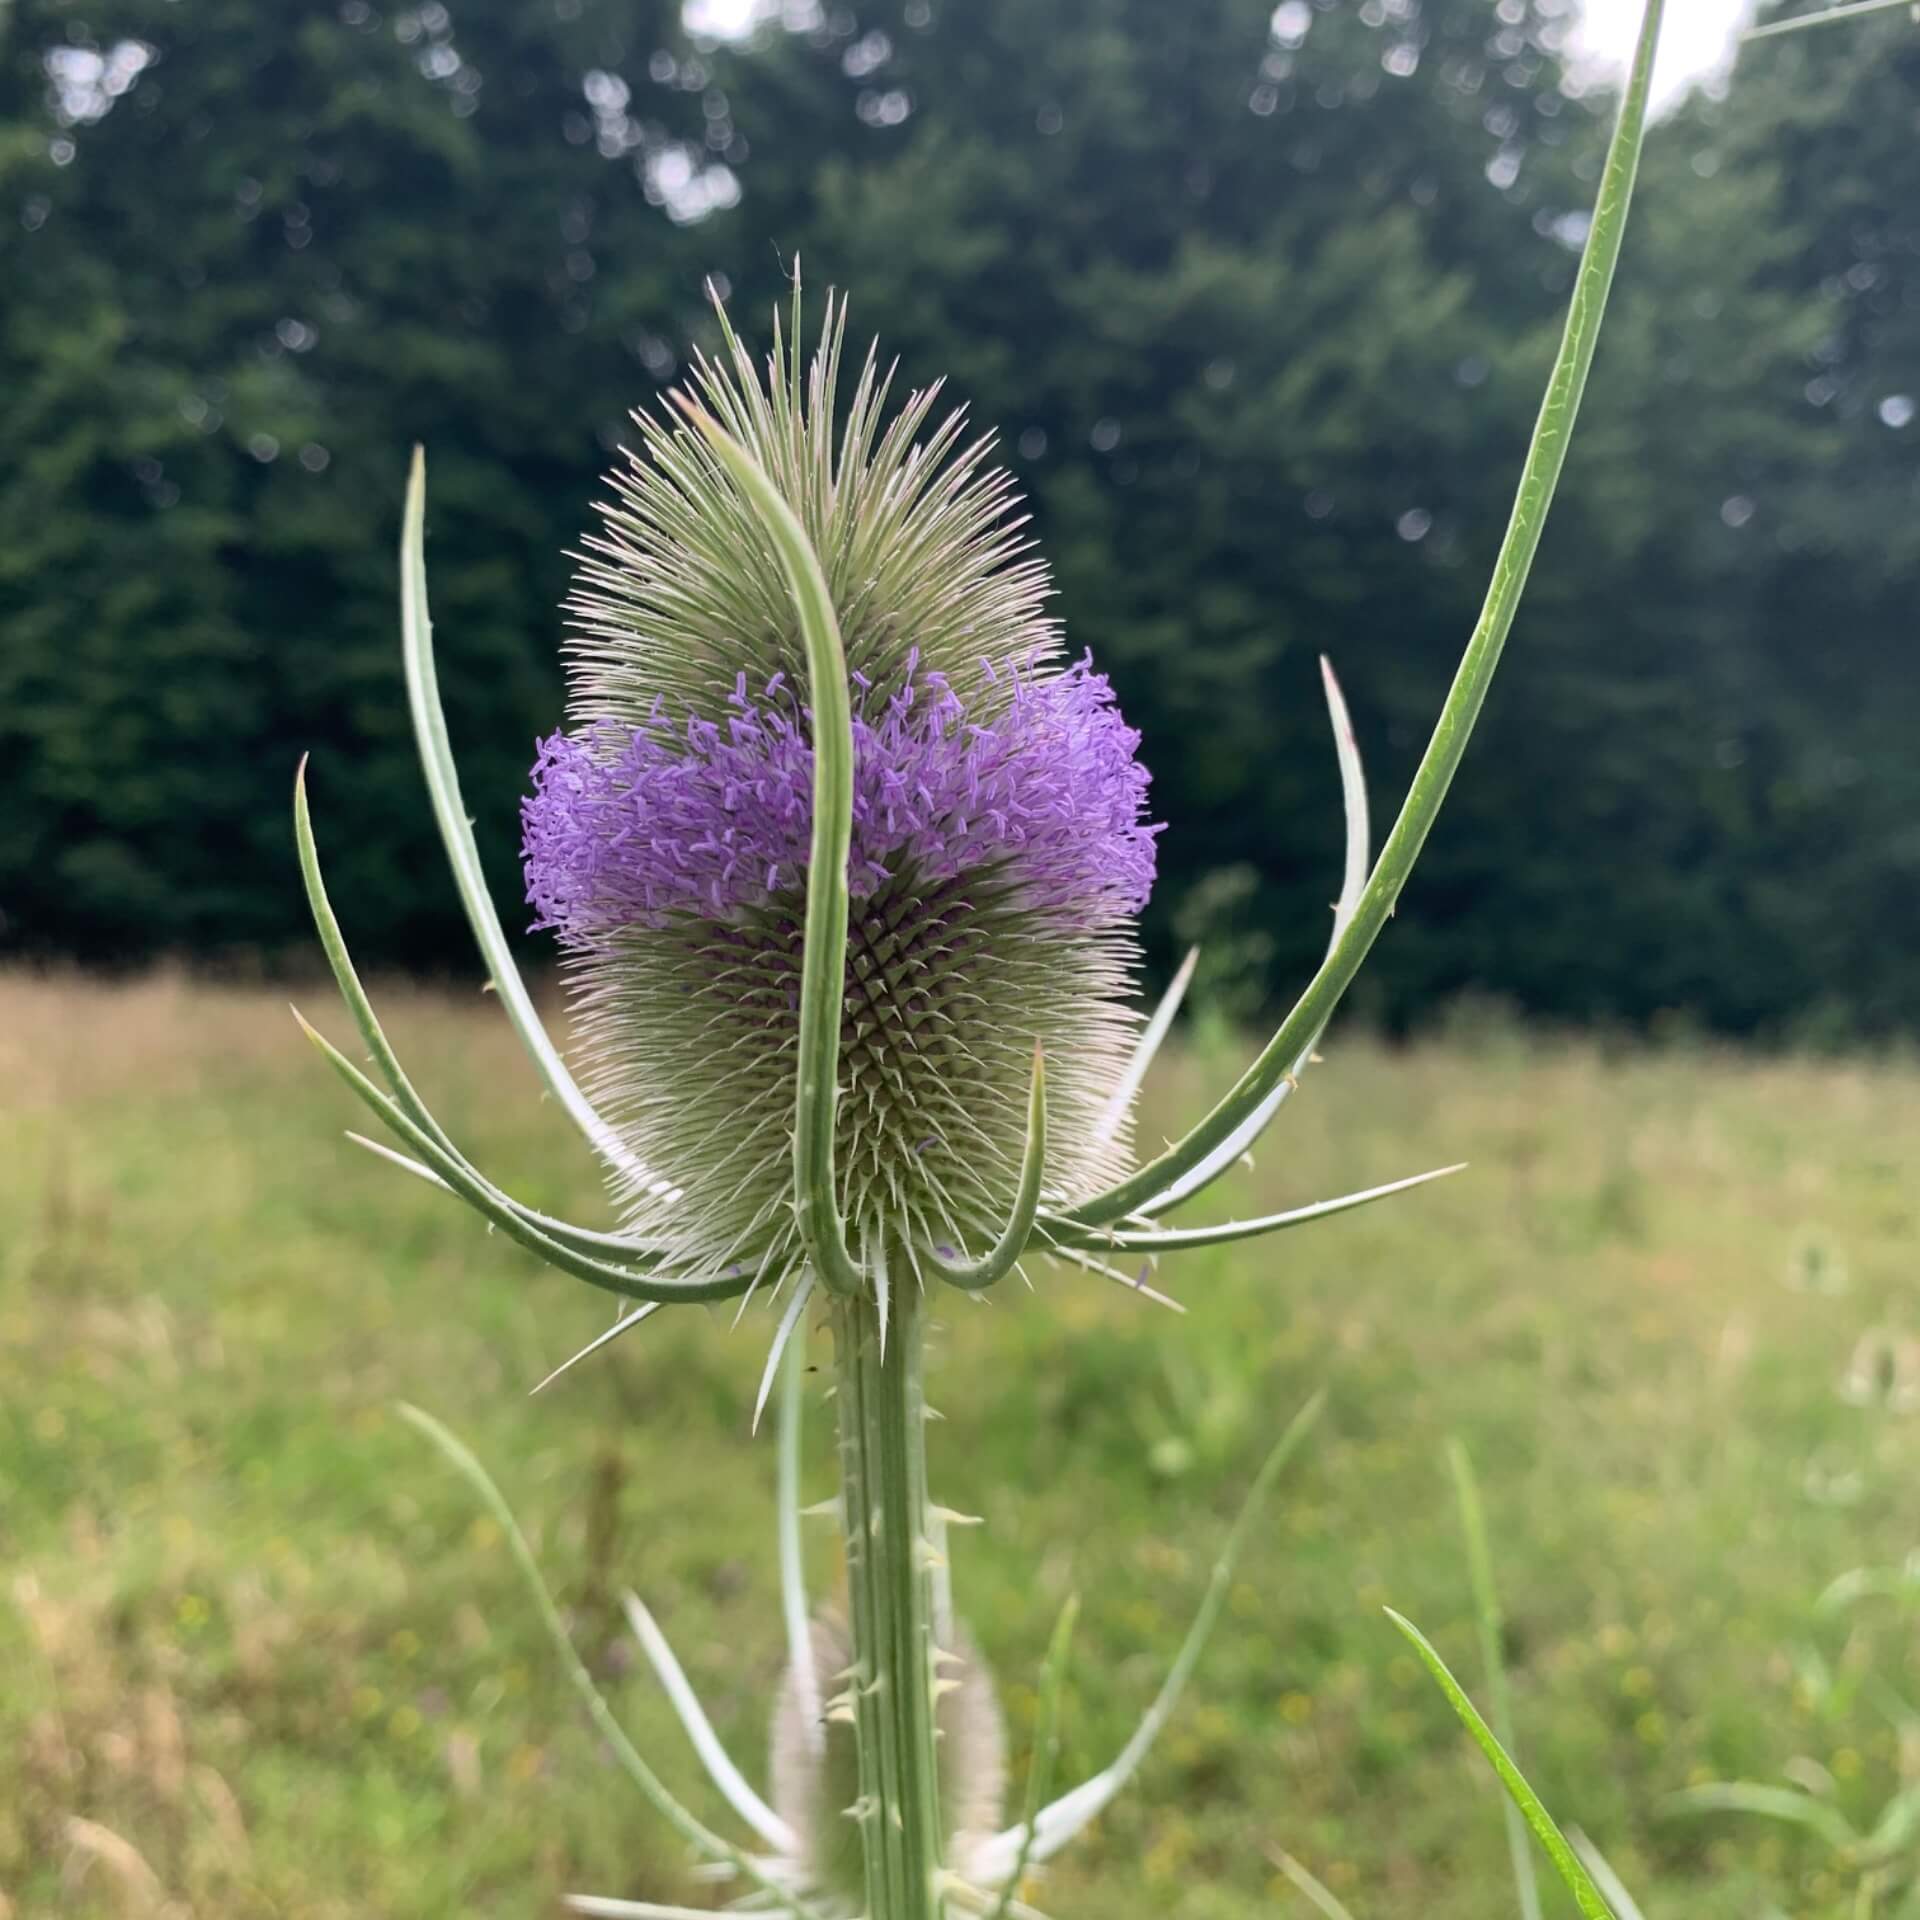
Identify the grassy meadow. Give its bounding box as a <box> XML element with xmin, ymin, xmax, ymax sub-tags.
<box><xmin>3</xmin><ymin>970</ymin><xmax>1918</xmax><ymax>1919</ymax></box>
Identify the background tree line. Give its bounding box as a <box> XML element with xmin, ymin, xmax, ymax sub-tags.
<box><xmin>0</xmin><ymin>0</ymin><xmax>1913</xmax><ymax>1035</ymax></box>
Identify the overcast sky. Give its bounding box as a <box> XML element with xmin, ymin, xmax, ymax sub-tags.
<box><xmin>685</xmin><ymin>0</ymin><xmax>1756</xmax><ymax>117</ymax></box>
<box><xmin>1570</xmin><ymin>0</ymin><xmax>1751</xmax><ymax>108</ymax></box>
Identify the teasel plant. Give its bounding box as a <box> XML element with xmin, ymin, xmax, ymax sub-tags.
<box><xmin>294</xmin><ymin>1</ymin><xmax>1668</xmax><ymax>1912</ymax></box>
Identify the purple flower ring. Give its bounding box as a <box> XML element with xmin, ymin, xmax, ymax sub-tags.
<box><xmin>523</xmin><ymin>652</ymin><xmax>1157</xmax><ymax>939</ymax></box>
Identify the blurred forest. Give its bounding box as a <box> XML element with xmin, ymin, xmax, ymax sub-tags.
<box><xmin>0</xmin><ymin>0</ymin><xmax>1914</xmax><ymax>1034</ymax></box>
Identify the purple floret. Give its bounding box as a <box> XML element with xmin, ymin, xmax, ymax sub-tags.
<box><xmin>522</xmin><ymin>653</ymin><xmax>1158</xmax><ymax>938</ymax></box>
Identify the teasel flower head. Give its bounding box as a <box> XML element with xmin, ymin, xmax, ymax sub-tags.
<box><xmin>292</xmin><ymin>278</ymin><xmax>1472</xmax><ymax>1354</ymax></box>
<box><xmin>520</xmin><ymin>292</ymin><xmax>1158</xmax><ymax>1293</ymax></box>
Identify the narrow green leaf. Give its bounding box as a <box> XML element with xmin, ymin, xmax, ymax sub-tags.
<box><xmin>1386</xmin><ymin>1608</ymin><xmax>1616</xmax><ymax>1920</ymax></box>
<box><xmin>983</xmin><ymin>1392</ymin><xmax>1325</xmax><ymax>1870</ymax></box>
<box><xmin>1568</xmin><ymin>1832</ymin><xmax>1648</xmax><ymax>1920</ymax></box>
<box><xmin>673</xmin><ymin>408</ymin><xmax>865</xmax><ymax>1299</ymax></box>
<box><xmin>1862</xmin><ymin>1785</ymin><xmax>1920</xmax><ymax>1863</ymax></box>
<box><xmin>1447</xmin><ymin>1440</ymin><xmax>1542</xmax><ymax>1920</ymax></box>
<box><xmin>987</xmin><ymin>1593</ymin><xmax>1079</xmax><ymax>1920</ymax></box>
<box><xmin>396</xmin><ymin>1405</ymin><xmax>823</xmax><ymax>1918</ymax></box>
<box><xmin>1663</xmin><ymin>1781</ymin><xmax>1860</xmax><ymax>1854</ymax></box>
<box><xmin>1816</xmin><ymin>1562</ymin><xmax>1920</xmax><ymax>1618</ymax></box>
<box><xmin>1266</xmin><ymin>1846</ymin><xmax>1363</xmax><ymax>1920</ymax></box>
<box><xmin>1063</xmin><ymin>0</ymin><xmax>1668</xmax><ymax>1230</ymax></box>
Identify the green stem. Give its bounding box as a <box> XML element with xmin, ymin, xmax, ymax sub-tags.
<box><xmin>1064</xmin><ymin>0</ymin><xmax>1667</xmax><ymax>1229</ymax></box>
<box><xmin>832</xmin><ymin>1279</ymin><xmax>945</xmax><ymax>1920</ymax></box>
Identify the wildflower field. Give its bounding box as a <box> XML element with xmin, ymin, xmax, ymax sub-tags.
<box><xmin>4</xmin><ymin>969</ymin><xmax>1916</xmax><ymax>1920</ymax></box>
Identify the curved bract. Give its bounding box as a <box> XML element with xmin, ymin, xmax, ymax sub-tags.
<box><xmin>673</xmin><ymin>400</ymin><xmax>867</xmax><ymax>1301</ymax></box>
<box><xmin>925</xmin><ymin>1045</ymin><xmax>1047</xmax><ymax>1293</ymax></box>
<box><xmin>292</xmin><ymin>1010</ymin><xmax>757</xmax><ymax>1307</ymax></box>
<box><xmin>397</xmin><ymin>450</ymin><xmax>659</xmax><ymax>1195</ymax></box>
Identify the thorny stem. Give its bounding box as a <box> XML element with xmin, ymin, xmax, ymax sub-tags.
<box><xmin>833</xmin><ymin>1278</ymin><xmax>946</xmax><ymax>1920</ymax></box>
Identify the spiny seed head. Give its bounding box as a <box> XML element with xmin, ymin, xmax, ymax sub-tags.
<box><xmin>521</xmin><ymin>291</ymin><xmax>1158</xmax><ymax>1279</ymax></box>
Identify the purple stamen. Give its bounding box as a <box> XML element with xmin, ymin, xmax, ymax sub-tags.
<box><xmin>523</xmin><ymin>655</ymin><xmax>1157</xmax><ymax>939</ymax></box>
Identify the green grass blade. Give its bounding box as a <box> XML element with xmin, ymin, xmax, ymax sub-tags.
<box><xmin>396</xmin><ymin>449</ymin><xmax>651</xmax><ymax>1189</ymax></box>
<box><xmin>1568</xmin><ymin>1833</ymin><xmax>1647</xmax><ymax>1920</ymax></box>
<box><xmin>1448</xmin><ymin>1440</ymin><xmax>1542</xmax><ymax>1920</ymax></box>
<box><xmin>1386</xmin><ymin>1608</ymin><xmax>1617</xmax><ymax>1920</ymax></box>
<box><xmin>396</xmin><ymin>1405</ymin><xmax>822</xmax><ymax>1917</ymax></box>
<box><xmin>293</xmin><ymin>1009</ymin><xmax>752</xmax><ymax>1305</ymax></box>
<box><xmin>1046</xmin><ymin>1164</ymin><xmax>1462</xmax><ymax>1254</ymax></box>
<box><xmin>1061</xmin><ymin>0</ymin><xmax>1668</xmax><ymax>1231</ymax></box>
<box><xmin>986</xmin><ymin>1593</ymin><xmax>1079</xmax><ymax>1920</ymax></box>
<box><xmin>673</xmin><ymin>407</ymin><xmax>864</xmax><ymax>1299</ymax></box>
<box><xmin>1815</xmin><ymin>1565</ymin><xmax>1917</xmax><ymax>1618</ymax></box>
<box><xmin>983</xmin><ymin>1392</ymin><xmax>1325</xmax><ymax>1871</ymax></box>
<box><xmin>1663</xmin><ymin>1781</ymin><xmax>1860</xmax><ymax>1853</ymax></box>
<box><xmin>1862</xmin><ymin>1783</ymin><xmax>1920</xmax><ymax>1862</ymax></box>
<box><xmin>1265</xmin><ymin>1846</ymin><xmax>1363</xmax><ymax>1920</ymax></box>
<box><xmin>932</xmin><ymin>1044</ymin><xmax>1048</xmax><ymax>1290</ymax></box>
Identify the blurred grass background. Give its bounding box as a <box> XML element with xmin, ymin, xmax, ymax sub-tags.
<box><xmin>4</xmin><ymin>971</ymin><xmax>1916</xmax><ymax>1918</ymax></box>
